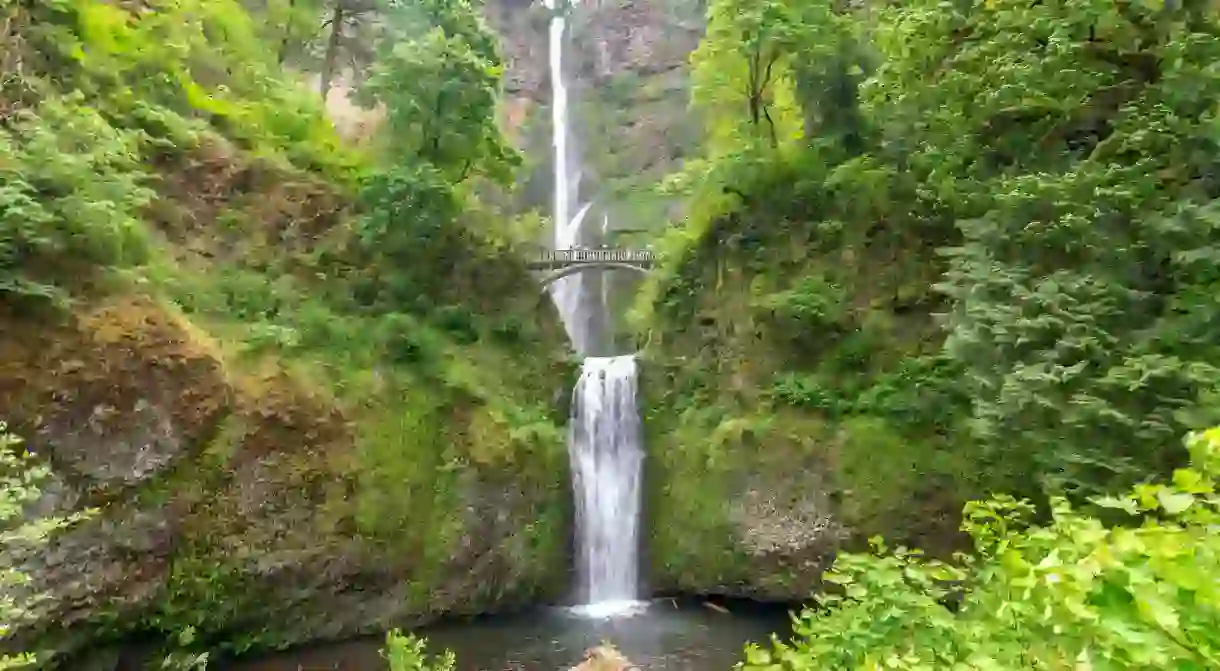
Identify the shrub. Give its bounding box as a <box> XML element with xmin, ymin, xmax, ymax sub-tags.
<box><xmin>0</xmin><ymin>421</ymin><xmax>88</xmax><ymax>669</ymax></box>
<box><xmin>741</xmin><ymin>427</ymin><xmax>1220</xmax><ymax>669</ymax></box>
<box><xmin>383</xmin><ymin>630</ymin><xmax>455</xmax><ymax>671</ymax></box>
<box><xmin>0</xmin><ymin>94</ymin><xmax>151</xmax><ymax>299</ymax></box>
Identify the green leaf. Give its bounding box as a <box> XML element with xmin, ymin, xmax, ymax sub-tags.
<box><xmin>1157</xmin><ymin>490</ymin><xmax>1195</xmax><ymax>515</ymax></box>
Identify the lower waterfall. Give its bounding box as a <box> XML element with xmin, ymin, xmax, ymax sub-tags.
<box><xmin>566</xmin><ymin>355</ymin><xmax>646</xmax><ymax>617</ymax></box>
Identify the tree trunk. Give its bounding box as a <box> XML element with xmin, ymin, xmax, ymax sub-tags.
<box><xmin>278</xmin><ymin>0</ymin><xmax>297</xmax><ymax>65</ymax></box>
<box><xmin>319</xmin><ymin>2</ymin><xmax>345</xmax><ymax>99</ymax></box>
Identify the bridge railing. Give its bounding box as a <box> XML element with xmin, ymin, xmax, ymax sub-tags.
<box><xmin>532</xmin><ymin>248</ymin><xmax>656</xmax><ymax>264</ymax></box>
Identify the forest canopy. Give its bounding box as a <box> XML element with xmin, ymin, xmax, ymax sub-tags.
<box><xmin>645</xmin><ymin>0</ymin><xmax>1220</xmax><ymax>667</ymax></box>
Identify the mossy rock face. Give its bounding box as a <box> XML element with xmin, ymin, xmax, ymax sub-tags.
<box><xmin>0</xmin><ymin>290</ymin><xmax>571</xmax><ymax>662</ymax></box>
<box><xmin>638</xmin><ymin>208</ymin><xmax>980</xmax><ymax>601</ymax></box>
<box><xmin>642</xmin><ymin>393</ymin><xmax>846</xmax><ymax>600</ymax></box>
<box><xmin>0</xmin><ymin>296</ymin><xmax>232</xmax><ymax>494</ymax></box>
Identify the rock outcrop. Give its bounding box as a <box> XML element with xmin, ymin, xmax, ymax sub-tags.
<box><xmin>0</xmin><ymin>290</ymin><xmax>571</xmax><ymax>662</ymax></box>
<box><xmin>642</xmin><ymin>399</ymin><xmax>850</xmax><ymax>601</ymax></box>
<box><xmin>639</xmin><ymin>202</ymin><xmax>973</xmax><ymax>602</ymax></box>
<box><xmin>0</xmin><ymin>141</ymin><xmax>573</xmax><ymax>662</ymax></box>
<box><xmin>484</xmin><ymin>0</ymin><xmax>704</xmax><ymax>224</ymax></box>
<box><xmin>569</xmin><ymin>644</ymin><xmax>640</xmax><ymax>671</ymax></box>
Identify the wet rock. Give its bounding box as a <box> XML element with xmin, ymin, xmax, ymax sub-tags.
<box><xmin>0</xmin><ymin>296</ymin><xmax>231</xmax><ymax>494</ymax></box>
<box><xmin>724</xmin><ymin>478</ymin><xmax>847</xmax><ymax>600</ymax></box>
<box><xmin>569</xmin><ymin>644</ymin><xmax>640</xmax><ymax>671</ymax></box>
<box><xmin>0</xmin><ymin>294</ymin><xmax>569</xmax><ymax>661</ymax></box>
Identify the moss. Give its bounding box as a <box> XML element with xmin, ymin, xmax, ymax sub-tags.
<box><xmin>636</xmin><ymin>175</ymin><xmax>995</xmax><ymax>593</ymax></box>
<box><xmin>3</xmin><ymin>213</ymin><xmax>572</xmax><ymax>661</ymax></box>
<box><xmin>2</xmin><ymin>0</ymin><xmax>577</xmax><ymax>658</ymax></box>
<box><xmin>129</xmin><ymin>412</ymin><xmax>246</xmax><ymax>513</ymax></box>
<box><xmin>828</xmin><ymin>417</ymin><xmax>978</xmax><ymax>545</ymax></box>
<box><xmin>351</xmin><ymin>388</ymin><xmax>461</xmax><ymax>566</ymax></box>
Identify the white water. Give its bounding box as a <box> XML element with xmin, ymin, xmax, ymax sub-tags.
<box><xmin>600</xmin><ymin>212</ymin><xmax>611</xmax><ymax>326</ymax></box>
<box><xmin>545</xmin><ymin>0</ymin><xmax>645</xmax><ymax>618</ymax></box>
<box><xmin>546</xmin><ymin>0</ymin><xmax>597</xmax><ymax>355</ymax></box>
<box><xmin>565</xmin><ymin>356</ymin><xmax>646</xmax><ymax>616</ymax></box>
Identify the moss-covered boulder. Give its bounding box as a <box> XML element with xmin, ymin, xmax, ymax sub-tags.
<box><xmin>1</xmin><ymin>285</ymin><xmax>572</xmax><ymax>662</ymax></box>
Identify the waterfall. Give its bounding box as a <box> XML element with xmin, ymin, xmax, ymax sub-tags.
<box><xmin>566</xmin><ymin>356</ymin><xmax>645</xmax><ymax>616</ymax></box>
<box><xmin>546</xmin><ymin>0</ymin><xmax>598</xmax><ymax>356</ymax></box>
<box><xmin>600</xmin><ymin>212</ymin><xmax>611</xmax><ymax>330</ymax></box>
<box><xmin>546</xmin><ymin>0</ymin><xmax>645</xmax><ymax>618</ymax></box>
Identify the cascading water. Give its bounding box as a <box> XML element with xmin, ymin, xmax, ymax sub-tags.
<box><xmin>546</xmin><ymin>0</ymin><xmax>598</xmax><ymax>356</ymax></box>
<box><xmin>545</xmin><ymin>0</ymin><xmax>646</xmax><ymax>618</ymax></box>
<box><xmin>566</xmin><ymin>356</ymin><xmax>645</xmax><ymax>617</ymax></box>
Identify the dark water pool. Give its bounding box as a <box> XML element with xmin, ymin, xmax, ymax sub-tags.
<box><xmin>222</xmin><ymin>599</ymin><xmax>793</xmax><ymax>671</ymax></box>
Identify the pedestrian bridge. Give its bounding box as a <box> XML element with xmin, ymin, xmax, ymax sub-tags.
<box><xmin>528</xmin><ymin>248</ymin><xmax>656</xmax><ymax>289</ymax></box>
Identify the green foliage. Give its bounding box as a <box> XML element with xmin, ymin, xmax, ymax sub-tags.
<box><xmin>1</xmin><ymin>0</ymin><xmax>360</xmax><ymax>300</ymax></box>
<box><xmin>350</xmin><ymin>0</ymin><xmax>520</xmax><ymax>315</ymax></box>
<box><xmin>881</xmin><ymin>0</ymin><xmax>1220</xmax><ymax>498</ymax></box>
<box><xmin>691</xmin><ymin>0</ymin><xmax>845</xmax><ymax>152</ymax></box>
<box><xmin>646</xmin><ymin>0</ymin><xmax>1220</xmax><ymax>586</ymax></box>
<box><xmin>358</xmin><ymin>14</ymin><xmax>514</xmax><ymax>179</ymax></box>
<box><xmin>755</xmin><ymin>274</ymin><xmax>847</xmax><ymax>329</ymax></box>
<box><xmin>145</xmin><ymin>552</ymin><xmax>257</xmax><ymax>645</ymax></box>
<box><xmin>770</xmin><ymin>354</ymin><xmax>970</xmax><ymax>432</ymax></box>
<box><xmin>0</xmin><ymin>92</ymin><xmax>152</xmax><ymax>298</ymax></box>
<box><xmin>741</xmin><ymin>427</ymin><xmax>1220</xmax><ymax>670</ymax></box>
<box><xmin>51</xmin><ymin>0</ymin><xmax>355</xmax><ymax>173</ymax></box>
<box><xmin>383</xmin><ymin>630</ymin><xmax>455</xmax><ymax>671</ymax></box>
<box><xmin>355</xmin><ymin>163</ymin><xmax>467</xmax><ymax>308</ymax></box>
<box><xmin>0</xmin><ymin>422</ymin><xmax>88</xmax><ymax>670</ymax></box>
<box><xmin>158</xmin><ymin>627</ymin><xmax>210</xmax><ymax>671</ymax></box>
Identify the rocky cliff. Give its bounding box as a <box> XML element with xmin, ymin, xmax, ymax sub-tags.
<box><xmin>485</xmin><ymin>0</ymin><xmax>704</xmax><ymax>234</ymax></box>
<box><xmin>637</xmin><ymin>225</ymin><xmax>975</xmax><ymax>600</ymax></box>
<box><xmin>482</xmin><ymin>0</ymin><xmax>881</xmax><ymax>602</ymax></box>
<box><xmin>0</xmin><ymin>134</ymin><xmax>574</xmax><ymax>663</ymax></box>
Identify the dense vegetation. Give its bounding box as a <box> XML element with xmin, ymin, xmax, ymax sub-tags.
<box><xmin>6</xmin><ymin>0</ymin><xmax>1220</xmax><ymax>666</ymax></box>
<box><xmin>639</xmin><ymin>0</ymin><xmax>1220</xmax><ymax>580</ymax></box>
<box><xmin>637</xmin><ymin>0</ymin><xmax>1220</xmax><ymax>666</ymax></box>
<box><xmin>0</xmin><ymin>0</ymin><xmax>571</xmax><ymax>664</ymax></box>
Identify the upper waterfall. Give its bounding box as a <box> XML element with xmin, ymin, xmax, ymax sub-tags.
<box><xmin>547</xmin><ymin>0</ymin><xmax>575</xmax><ymax>238</ymax></box>
<box><xmin>544</xmin><ymin>0</ymin><xmax>607</xmax><ymax>357</ymax></box>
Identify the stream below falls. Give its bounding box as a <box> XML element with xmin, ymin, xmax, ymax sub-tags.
<box><xmin>221</xmin><ymin>599</ymin><xmax>793</xmax><ymax>671</ymax></box>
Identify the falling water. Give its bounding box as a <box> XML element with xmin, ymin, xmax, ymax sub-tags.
<box><xmin>600</xmin><ymin>212</ymin><xmax>611</xmax><ymax>336</ymax></box>
<box><xmin>546</xmin><ymin>0</ymin><xmax>645</xmax><ymax>617</ymax></box>
<box><xmin>546</xmin><ymin>0</ymin><xmax>598</xmax><ymax>355</ymax></box>
<box><xmin>566</xmin><ymin>356</ymin><xmax>646</xmax><ymax>616</ymax></box>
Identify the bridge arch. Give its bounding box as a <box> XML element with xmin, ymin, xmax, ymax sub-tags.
<box><xmin>537</xmin><ymin>261</ymin><xmax>650</xmax><ymax>292</ymax></box>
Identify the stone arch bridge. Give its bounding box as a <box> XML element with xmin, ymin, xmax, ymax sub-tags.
<box><xmin>528</xmin><ymin>248</ymin><xmax>656</xmax><ymax>289</ymax></box>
